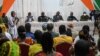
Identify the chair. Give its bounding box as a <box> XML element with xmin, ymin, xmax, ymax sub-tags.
<box><xmin>34</xmin><ymin>51</ymin><xmax>63</xmax><ymax>56</ymax></box>
<box><xmin>19</xmin><ymin>44</ymin><xmax>29</xmax><ymax>56</ymax></box>
<box><xmin>55</xmin><ymin>42</ymin><xmax>71</xmax><ymax>56</ymax></box>
<box><xmin>34</xmin><ymin>51</ymin><xmax>44</xmax><ymax>56</ymax></box>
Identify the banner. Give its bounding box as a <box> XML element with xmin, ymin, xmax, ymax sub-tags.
<box><xmin>81</xmin><ymin>0</ymin><xmax>94</xmax><ymax>11</ymax></box>
<box><xmin>93</xmin><ymin>0</ymin><xmax>100</xmax><ymax>10</ymax></box>
<box><xmin>0</xmin><ymin>0</ymin><xmax>15</xmax><ymax>16</ymax></box>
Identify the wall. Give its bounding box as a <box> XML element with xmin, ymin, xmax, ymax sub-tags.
<box><xmin>6</xmin><ymin>0</ymin><xmax>90</xmax><ymax>22</ymax></box>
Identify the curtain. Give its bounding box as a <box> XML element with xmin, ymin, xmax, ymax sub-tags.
<box><xmin>6</xmin><ymin>0</ymin><xmax>90</xmax><ymax>21</ymax></box>
<box><xmin>0</xmin><ymin>0</ymin><xmax>15</xmax><ymax>16</ymax></box>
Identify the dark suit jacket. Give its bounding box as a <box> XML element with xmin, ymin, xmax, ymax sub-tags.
<box><xmin>67</xmin><ymin>16</ymin><xmax>78</xmax><ymax>21</ymax></box>
<box><xmin>38</xmin><ymin>16</ymin><xmax>49</xmax><ymax>22</ymax></box>
<box><xmin>53</xmin><ymin>15</ymin><xmax>63</xmax><ymax>22</ymax></box>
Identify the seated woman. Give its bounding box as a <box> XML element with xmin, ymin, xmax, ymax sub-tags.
<box><xmin>0</xmin><ymin>27</ymin><xmax>20</xmax><ymax>56</ymax></box>
<box><xmin>36</xmin><ymin>32</ymin><xmax>63</xmax><ymax>56</ymax></box>
<box><xmin>17</xmin><ymin>25</ymin><xmax>29</xmax><ymax>45</ymax></box>
<box><xmin>17</xmin><ymin>25</ymin><xmax>30</xmax><ymax>56</ymax></box>
<box><xmin>29</xmin><ymin>30</ymin><xmax>43</xmax><ymax>56</ymax></box>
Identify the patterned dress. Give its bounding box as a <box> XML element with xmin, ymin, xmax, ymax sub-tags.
<box><xmin>0</xmin><ymin>41</ymin><xmax>20</xmax><ymax>56</ymax></box>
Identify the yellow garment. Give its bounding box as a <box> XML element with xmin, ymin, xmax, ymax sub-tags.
<box><xmin>54</xmin><ymin>35</ymin><xmax>73</xmax><ymax>46</ymax></box>
<box><xmin>0</xmin><ymin>41</ymin><xmax>20</xmax><ymax>56</ymax></box>
<box><xmin>29</xmin><ymin>43</ymin><xmax>42</xmax><ymax>56</ymax></box>
<box><xmin>0</xmin><ymin>23</ymin><xmax>7</xmax><ymax>33</ymax></box>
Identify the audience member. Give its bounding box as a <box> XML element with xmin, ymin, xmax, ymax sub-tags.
<box><xmin>67</xmin><ymin>12</ymin><xmax>78</xmax><ymax>21</ymax></box>
<box><xmin>17</xmin><ymin>25</ymin><xmax>28</xmax><ymax>45</ymax></box>
<box><xmin>59</xmin><ymin>25</ymin><xmax>67</xmax><ymax>35</ymax></box>
<box><xmin>59</xmin><ymin>25</ymin><xmax>72</xmax><ymax>36</ymax></box>
<box><xmin>29</xmin><ymin>30</ymin><xmax>43</xmax><ymax>56</ymax></box>
<box><xmin>82</xmin><ymin>25</ymin><xmax>94</xmax><ymax>42</ymax></box>
<box><xmin>0</xmin><ymin>26</ymin><xmax>20</xmax><ymax>56</ymax></box>
<box><xmin>80</xmin><ymin>12</ymin><xmax>90</xmax><ymax>21</ymax></box>
<box><xmin>53</xmin><ymin>11</ymin><xmax>63</xmax><ymax>22</ymax></box>
<box><xmin>17</xmin><ymin>25</ymin><xmax>30</xmax><ymax>56</ymax></box>
<box><xmin>0</xmin><ymin>39</ymin><xmax>20</xmax><ymax>56</ymax></box>
<box><xmin>25</xmin><ymin>23</ymin><xmax>35</xmax><ymax>40</ymax></box>
<box><xmin>42</xmin><ymin>23</ymin><xmax>47</xmax><ymax>32</ymax></box>
<box><xmin>54</xmin><ymin>25</ymin><xmax>73</xmax><ymax>46</ymax></box>
<box><xmin>4</xmin><ymin>24</ymin><xmax>12</xmax><ymax>40</ymax></box>
<box><xmin>38</xmin><ymin>12</ymin><xmax>49</xmax><ymax>22</ymax></box>
<box><xmin>39</xmin><ymin>32</ymin><xmax>63</xmax><ymax>56</ymax></box>
<box><xmin>74</xmin><ymin>25</ymin><xmax>95</xmax><ymax>45</ymax></box>
<box><xmin>74</xmin><ymin>39</ymin><xmax>90</xmax><ymax>56</ymax></box>
<box><xmin>47</xmin><ymin>23</ymin><xmax>59</xmax><ymax>37</ymax></box>
<box><xmin>25</xmin><ymin>12</ymin><xmax>34</xmax><ymax>23</ymax></box>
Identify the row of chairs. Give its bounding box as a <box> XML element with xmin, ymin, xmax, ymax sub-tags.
<box><xmin>18</xmin><ymin>38</ymin><xmax>95</xmax><ymax>56</ymax></box>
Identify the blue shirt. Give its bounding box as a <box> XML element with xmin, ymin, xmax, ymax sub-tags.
<box><xmin>26</xmin><ymin>32</ymin><xmax>35</xmax><ymax>40</ymax></box>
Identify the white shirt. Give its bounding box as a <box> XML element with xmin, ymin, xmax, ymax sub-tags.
<box><xmin>8</xmin><ymin>17</ymin><xmax>18</xmax><ymax>39</ymax></box>
<box><xmin>73</xmin><ymin>36</ymin><xmax>80</xmax><ymax>45</ymax></box>
<box><xmin>5</xmin><ymin>32</ymin><xmax>12</xmax><ymax>41</ymax></box>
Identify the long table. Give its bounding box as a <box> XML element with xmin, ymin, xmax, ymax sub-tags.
<box><xmin>29</xmin><ymin>21</ymin><xmax>94</xmax><ymax>33</ymax></box>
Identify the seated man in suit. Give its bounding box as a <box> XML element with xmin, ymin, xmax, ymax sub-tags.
<box><xmin>53</xmin><ymin>11</ymin><xmax>63</xmax><ymax>22</ymax></box>
<box><xmin>67</xmin><ymin>12</ymin><xmax>78</xmax><ymax>21</ymax></box>
<box><xmin>80</xmin><ymin>12</ymin><xmax>90</xmax><ymax>21</ymax></box>
<box><xmin>25</xmin><ymin>12</ymin><xmax>34</xmax><ymax>23</ymax></box>
<box><xmin>38</xmin><ymin>12</ymin><xmax>49</xmax><ymax>22</ymax></box>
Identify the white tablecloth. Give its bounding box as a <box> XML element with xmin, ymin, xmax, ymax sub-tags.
<box><xmin>29</xmin><ymin>21</ymin><xmax>94</xmax><ymax>33</ymax></box>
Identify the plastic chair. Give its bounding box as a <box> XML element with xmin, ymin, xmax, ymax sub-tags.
<box><xmin>19</xmin><ymin>44</ymin><xmax>29</xmax><ymax>56</ymax></box>
<box><xmin>55</xmin><ymin>42</ymin><xmax>71</xmax><ymax>56</ymax></box>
